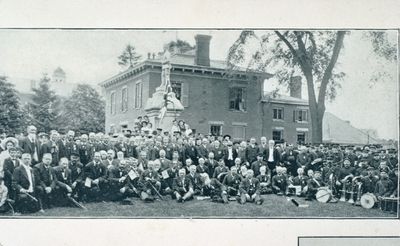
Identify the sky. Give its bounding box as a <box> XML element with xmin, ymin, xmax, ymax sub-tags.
<box><xmin>0</xmin><ymin>29</ymin><xmax>397</xmax><ymax>139</ymax></box>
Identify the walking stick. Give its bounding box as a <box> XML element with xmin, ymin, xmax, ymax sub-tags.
<box><xmin>146</xmin><ymin>180</ymin><xmax>163</xmax><ymax>200</ymax></box>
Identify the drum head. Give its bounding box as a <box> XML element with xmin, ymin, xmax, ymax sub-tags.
<box><xmin>316</xmin><ymin>189</ymin><xmax>331</xmax><ymax>203</ymax></box>
<box><xmin>360</xmin><ymin>193</ymin><xmax>377</xmax><ymax>209</ymax></box>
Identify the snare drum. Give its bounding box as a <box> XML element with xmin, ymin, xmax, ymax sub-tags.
<box><xmin>379</xmin><ymin>197</ymin><xmax>399</xmax><ymax>213</ymax></box>
<box><xmin>360</xmin><ymin>193</ymin><xmax>378</xmax><ymax>209</ymax></box>
<box><xmin>316</xmin><ymin>187</ymin><xmax>332</xmax><ymax>203</ymax></box>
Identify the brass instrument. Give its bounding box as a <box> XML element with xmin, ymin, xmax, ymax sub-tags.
<box><xmin>355</xmin><ymin>181</ymin><xmax>363</xmax><ymax>206</ymax></box>
<box><xmin>339</xmin><ymin>175</ymin><xmax>353</xmax><ymax>202</ymax></box>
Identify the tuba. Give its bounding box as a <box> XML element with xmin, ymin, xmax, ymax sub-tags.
<box><xmin>348</xmin><ymin>176</ymin><xmax>361</xmax><ymax>205</ymax></box>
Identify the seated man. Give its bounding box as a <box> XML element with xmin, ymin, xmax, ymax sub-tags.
<box><xmin>172</xmin><ymin>168</ymin><xmax>193</xmax><ymax>203</ymax></box>
<box><xmin>271</xmin><ymin>167</ymin><xmax>288</xmax><ymax>195</ymax></box>
<box><xmin>238</xmin><ymin>169</ymin><xmax>263</xmax><ymax>205</ymax></box>
<box><xmin>305</xmin><ymin>170</ymin><xmax>325</xmax><ymax>201</ymax></box>
<box><xmin>68</xmin><ymin>152</ymin><xmax>84</xmax><ymax>201</ymax></box>
<box><xmin>3</xmin><ymin>147</ymin><xmax>20</xmax><ymax>199</ymax></box>
<box><xmin>289</xmin><ymin>168</ymin><xmax>309</xmax><ymax>197</ymax></box>
<box><xmin>375</xmin><ymin>171</ymin><xmax>394</xmax><ymax>198</ymax></box>
<box><xmin>105</xmin><ymin>159</ymin><xmax>134</xmax><ymax>202</ymax></box>
<box><xmin>139</xmin><ymin>161</ymin><xmax>162</xmax><ymax>202</ymax></box>
<box><xmin>34</xmin><ymin>153</ymin><xmax>57</xmax><ymax>209</ymax></box>
<box><xmin>83</xmin><ymin>152</ymin><xmax>107</xmax><ymax>202</ymax></box>
<box><xmin>52</xmin><ymin>157</ymin><xmax>74</xmax><ymax>207</ymax></box>
<box><xmin>201</xmin><ymin>173</ymin><xmax>228</xmax><ymax>203</ymax></box>
<box><xmin>257</xmin><ymin>165</ymin><xmax>272</xmax><ymax>194</ymax></box>
<box><xmin>187</xmin><ymin>165</ymin><xmax>202</xmax><ymax>195</ymax></box>
<box><xmin>222</xmin><ymin>166</ymin><xmax>241</xmax><ymax>197</ymax></box>
<box><xmin>124</xmin><ymin>158</ymin><xmax>143</xmax><ymax>198</ymax></box>
<box><xmin>196</xmin><ymin>158</ymin><xmax>209</xmax><ymax>174</ymax></box>
<box><xmin>12</xmin><ymin>153</ymin><xmax>42</xmax><ymax>213</ymax></box>
<box><xmin>213</xmin><ymin>159</ymin><xmax>229</xmax><ymax>182</ymax></box>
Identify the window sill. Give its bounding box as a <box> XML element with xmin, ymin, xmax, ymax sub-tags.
<box><xmin>229</xmin><ymin>109</ymin><xmax>247</xmax><ymax>113</ymax></box>
<box><xmin>273</xmin><ymin>119</ymin><xmax>284</xmax><ymax>122</ymax></box>
<box><xmin>295</xmin><ymin>121</ymin><xmax>308</xmax><ymax>124</ymax></box>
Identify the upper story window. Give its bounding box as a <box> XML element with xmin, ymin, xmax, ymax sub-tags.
<box><xmin>121</xmin><ymin>87</ymin><xmax>128</xmax><ymax>112</ymax></box>
<box><xmin>294</xmin><ymin>109</ymin><xmax>308</xmax><ymax>122</ymax></box>
<box><xmin>229</xmin><ymin>87</ymin><xmax>246</xmax><ymax>111</ymax></box>
<box><xmin>135</xmin><ymin>81</ymin><xmax>142</xmax><ymax>109</ymax></box>
<box><xmin>110</xmin><ymin>91</ymin><xmax>116</xmax><ymax>115</ymax></box>
<box><xmin>273</xmin><ymin>108</ymin><xmax>284</xmax><ymax>120</ymax></box>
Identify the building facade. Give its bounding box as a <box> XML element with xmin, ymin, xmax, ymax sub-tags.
<box><xmin>100</xmin><ymin>34</ymin><xmax>312</xmax><ymax>144</ymax></box>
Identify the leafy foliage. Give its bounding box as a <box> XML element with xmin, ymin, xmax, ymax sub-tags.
<box><xmin>60</xmin><ymin>84</ymin><xmax>105</xmax><ymax>133</ymax></box>
<box><xmin>118</xmin><ymin>44</ymin><xmax>142</xmax><ymax>68</ymax></box>
<box><xmin>165</xmin><ymin>39</ymin><xmax>195</xmax><ymax>54</ymax></box>
<box><xmin>26</xmin><ymin>74</ymin><xmax>61</xmax><ymax>132</ymax></box>
<box><xmin>0</xmin><ymin>76</ymin><xmax>24</xmax><ymax>134</ymax></box>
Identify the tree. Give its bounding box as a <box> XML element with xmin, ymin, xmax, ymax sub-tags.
<box><xmin>227</xmin><ymin>30</ymin><xmax>396</xmax><ymax>143</ymax></box>
<box><xmin>165</xmin><ymin>39</ymin><xmax>195</xmax><ymax>54</ymax></box>
<box><xmin>27</xmin><ymin>74</ymin><xmax>60</xmax><ymax>132</ymax></box>
<box><xmin>118</xmin><ymin>44</ymin><xmax>142</xmax><ymax>68</ymax></box>
<box><xmin>60</xmin><ymin>84</ymin><xmax>105</xmax><ymax>133</ymax></box>
<box><xmin>0</xmin><ymin>76</ymin><xmax>24</xmax><ymax>135</ymax></box>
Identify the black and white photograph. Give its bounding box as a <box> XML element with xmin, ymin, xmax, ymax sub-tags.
<box><xmin>299</xmin><ymin>237</ymin><xmax>400</xmax><ymax>246</ymax></box>
<box><xmin>0</xmin><ymin>28</ymin><xmax>398</xmax><ymax>218</ymax></box>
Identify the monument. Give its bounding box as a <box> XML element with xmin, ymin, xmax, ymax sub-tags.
<box><xmin>144</xmin><ymin>51</ymin><xmax>184</xmax><ymax>132</ymax></box>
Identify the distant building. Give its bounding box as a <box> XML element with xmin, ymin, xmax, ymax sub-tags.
<box><xmin>100</xmin><ymin>34</ymin><xmax>313</xmax><ymax>143</ymax></box>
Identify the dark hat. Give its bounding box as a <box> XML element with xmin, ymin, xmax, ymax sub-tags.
<box><xmin>257</xmin><ymin>152</ymin><xmax>263</xmax><ymax>157</ymax></box>
<box><xmin>156</xmin><ymin>128</ymin><xmax>163</xmax><ymax>131</ymax></box>
<box><xmin>326</xmin><ymin>156</ymin><xmax>334</xmax><ymax>160</ymax></box>
<box><xmin>223</xmin><ymin>134</ymin><xmax>231</xmax><ymax>139</ymax></box>
<box><xmin>367</xmin><ymin>166</ymin><xmax>375</xmax><ymax>171</ymax></box>
<box><xmin>38</xmin><ymin>132</ymin><xmax>49</xmax><ymax>138</ymax></box>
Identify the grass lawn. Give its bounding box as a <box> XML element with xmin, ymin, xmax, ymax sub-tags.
<box><xmin>3</xmin><ymin>194</ymin><xmax>397</xmax><ymax>218</ymax></box>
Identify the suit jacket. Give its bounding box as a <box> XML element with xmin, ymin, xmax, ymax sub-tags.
<box><xmin>34</xmin><ymin>163</ymin><xmax>57</xmax><ymax>189</ymax></box>
<box><xmin>187</xmin><ymin>173</ymin><xmax>202</xmax><ymax>191</ymax></box>
<box><xmin>79</xmin><ymin>142</ymin><xmax>93</xmax><ymax>165</ymax></box>
<box><xmin>263</xmin><ymin>148</ymin><xmax>281</xmax><ymax>168</ymax></box>
<box><xmin>84</xmin><ymin>161</ymin><xmax>107</xmax><ymax>183</ymax></box>
<box><xmin>205</xmin><ymin>159</ymin><xmax>218</xmax><ymax>178</ymax></box>
<box><xmin>196</xmin><ymin>145</ymin><xmax>209</xmax><ymax>159</ymax></box>
<box><xmin>69</xmin><ymin>162</ymin><xmax>84</xmax><ymax>183</ymax></box>
<box><xmin>3</xmin><ymin>157</ymin><xmax>20</xmax><ymax>189</ymax></box>
<box><xmin>158</xmin><ymin>158</ymin><xmax>172</xmax><ymax>171</ymax></box>
<box><xmin>172</xmin><ymin>176</ymin><xmax>193</xmax><ymax>193</ymax></box>
<box><xmin>239</xmin><ymin>177</ymin><xmax>260</xmax><ymax>194</ymax></box>
<box><xmin>12</xmin><ymin>165</ymin><xmax>37</xmax><ymax>192</ymax></box>
<box><xmin>223</xmin><ymin>173</ymin><xmax>241</xmax><ymax>189</ymax></box>
<box><xmin>19</xmin><ymin>136</ymin><xmax>40</xmax><ymax>163</ymax></box>
<box><xmin>223</xmin><ymin>147</ymin><xmax>238</xmax><ymax>162</ymax></box>
<box><xmin>184</xmin><ymin>145</ymin><xmax>198</xmax><ymax>162</ymax></box>
<box><xmin>196</xmin><ymin>164</ymin><xmax>209</xmax><ymax>174</ymax></box>
<box><xmin>246</xmin><ymin>145</ymin><xmax>259</xmax><ymax>163</ymax></box>
<box><xmin>53</xmin><ymin>166</ymin><xmax>72</xmax><ymax>188</ymax></box>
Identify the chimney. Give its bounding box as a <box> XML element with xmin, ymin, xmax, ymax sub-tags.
<box><xmin>195</xmin><ymin>34</ymin><xmax>212</xmax><ymax>66</ymax></box>
<box><xmin>289</xmin><ymin>76</ymin><xmax>302</xmax><ymax>99</ymax></box>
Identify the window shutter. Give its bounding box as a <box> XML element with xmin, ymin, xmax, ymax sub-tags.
<box><xmin>293</xmin><ymin>110</ymin><xmax>296</xmax><ymax>122</ymax></box>
<box><xmin>181</xmin><ymin>82</ymin><xmax>189</xmax><ymax>107</ymax></box>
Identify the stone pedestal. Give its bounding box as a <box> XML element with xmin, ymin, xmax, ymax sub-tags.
<box><xmin>144</xmin><ymin>88</ymin><xmax>184</xmax><ymax>132</ymax></box>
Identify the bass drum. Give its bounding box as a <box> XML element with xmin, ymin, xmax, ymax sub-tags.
<box><xmin>316</xmin><ymin>187</ymin><xmax>332</xmax><ymax>203</ymax></box>
<box><xmin>360</xmin><ymin>193</ymin><xmax>378</xmax><ymax>209</ymax></box>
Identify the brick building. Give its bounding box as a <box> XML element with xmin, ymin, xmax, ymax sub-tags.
<box><xmin>100</xmin><ymin>34</ymin><xmax>311</xmax><ymax>144</ymax></box>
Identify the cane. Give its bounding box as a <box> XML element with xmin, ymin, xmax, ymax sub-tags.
<box><xmin>146</xmin><ymin>180</ymin><xmax>163</xmax><ymax>200</ymax></box>
<box><xmin>67</xmin><ymin>194</ymin><xmax>87</xmax><ymax>210</ymax></box>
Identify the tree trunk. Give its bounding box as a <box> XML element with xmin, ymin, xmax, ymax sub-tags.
<box><xmin>310</xmin><ymin>106</ymin><xmax>324</xmax><ymax>144</ymax></box>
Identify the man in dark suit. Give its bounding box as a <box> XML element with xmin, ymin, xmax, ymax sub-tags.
<box><xmin>65</xmin><ymin>130</ymin><xmax>79</xmax><ymax>160</ymax></box>
<box><xmin>34</xmin><ymin>153</ymin><xmax>57</xmax><ymax>209</ymax></box>
<box><xmin>196</xmin><ymin>138</ymin><xmax>210</xmax><ymax>159</ymax></box>
<box><xmin>223</xmin><ymin>141</ymin><xmax>237</xmax><ymax>168</ymax></box>
<box><xmin>3</xmin><ymin>147</ymin><xmax>20</xmax><ymax>197</ymax></box>
<box><xmin>12</xmin><ymin>153</ymin><xmax>42</xmax><ymax>213</ymax></box>
<box><xmin>69</xmin><ymin>152</ymin><xmax>84</xmax><ymax>200</ymax></box>
<box><xmin>157</xmin><ymin>149</ymin><xmax>172</xmax><ymax>171</ymax></box>
<box><xmin>83</xmin><ymin>152</ymin><xmax>107</xmax><ymax>202</ymax></box>
<box><xmin>79</xmin><ymin>134</ymin><xmax>93</xmax><ymax>165</ymax></box>
<box><xmin>263</xmin><ymin>140</ymin><xmax>281</xmax><ymax>176</ymax></box>
<box><xmin>246</xmin><ymin>138</ymin><xmax>259</xmax><ymax>164</ymax></box>
<box><xmin>172</xmin><ymin>168</ymin><xmax>193</xmax><ymax>202</ymax></box>
<box><xmin>19</xmin><ymin>125</ymin><xmax>40</xmax><ymax>165</ymax></box>
<box><xmin>205</xmin><ymin>152</ymin><xmax>217</xmax><ymax>178</ymax></box>
<box><xmin>184</xmin><ymin>138</ymin><xmax>198</xmax><ymax>164</ymax></box>
<box><xmin>222</xmin><ymin>166</ymin><xmax>241</xmax><ymax>197</ymax></box>
<box><xmin>53</xmin><ymin>157</ymin><xmax>74</xmax><ymax>206</ymax></box>
<box><xmin>238</xmin><ymin>169</ymin><xmax>263</xmax><ymax>205</ymax></box>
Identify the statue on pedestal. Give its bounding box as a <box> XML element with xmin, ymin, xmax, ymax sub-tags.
<box><xmin>144</xmin><ymin>50</ymin><xmax>184</xmax><ymax>131</ymax></box>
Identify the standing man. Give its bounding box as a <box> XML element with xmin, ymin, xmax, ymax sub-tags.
<box><xmin>223</xmin><ymin>141</ymin><xmax>237</xmax><ymax>168</ymax></box>
<box><xmin>19</xmin><ymin>126</ymin><xmax>40</xmax><ymax>165</ymax></box>
<box><xmin>263</xmin><ymin>140</ymin><xmax>280</xmax><ymax>176</ymax></box>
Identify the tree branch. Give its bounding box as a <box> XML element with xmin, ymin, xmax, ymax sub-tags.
<box><xmin>317</xmin><ymin>31</ymin><xmax>346</xmax><ymax>107</ymax></box>
<box><xmin>274</xmin><ymin>31</ymin><xmax>302</xmax><ymax>63</ymax></box>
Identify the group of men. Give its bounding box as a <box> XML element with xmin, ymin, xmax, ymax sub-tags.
<box><xmin>0</xmin><ymin>124</ymin><xmax>398</xmax><ymax>214</ymax></box>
